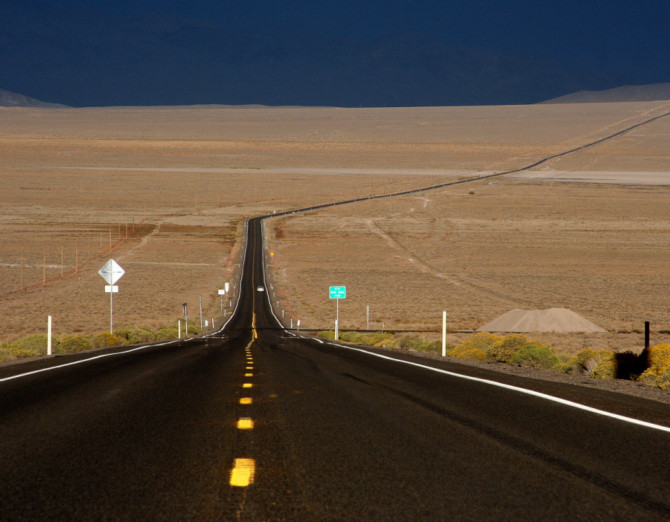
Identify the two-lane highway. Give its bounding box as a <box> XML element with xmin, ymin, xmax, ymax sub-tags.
<box><xmin>1</xmin><ymin>217</ymin><xmax>669</xmax><ymax>520</ymax></box>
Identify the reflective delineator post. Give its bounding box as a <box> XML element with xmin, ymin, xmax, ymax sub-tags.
<box><xmin>442</xmin><ymin>311</ymin><xmax>447</xmax><ymax>357</ymax></box>
<box><xmin>47</xmin><ymin>315</ymin><xmax>52</xmax><ymax>356</ymax></box>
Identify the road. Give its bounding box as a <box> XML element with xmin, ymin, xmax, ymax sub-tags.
<box><xmin>1</xmin><ymin>217</ymin><xmax>669</xmax><ymax>520</ymax></box>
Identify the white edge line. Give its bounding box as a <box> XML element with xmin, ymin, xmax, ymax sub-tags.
<box><xmin>0</xmin><ymin>220</ymin><xmax>254</xmax><ymax>383</ymax></box>
<box><xmin>257</xmin><ymin>218</ymin><xmax>669</xmax><ymax>434</ymax></box>
<box><xmin>319</xmin><ymin>340</ymin><xmax>670</xmax><ymax>434</ymax></box>
<box><xmin>0</xmin><ymin>340</ymin><xmax>177</xmax><ymax>383</ymax></box>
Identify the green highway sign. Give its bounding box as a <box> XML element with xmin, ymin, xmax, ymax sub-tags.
<box><xmin>329</xmin><ymin>286</ymin><xmax>346</xmax><ymax>299</ymax></box>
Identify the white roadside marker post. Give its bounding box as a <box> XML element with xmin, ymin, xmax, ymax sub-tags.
<box><xmin>199</xmin><ymin>295</ymin><xmax>203</xmax><ymax>331</ymax></box>
<box><xmin>219</xmin><ymin>288</ymin><xmax>225</xmax><ymax>311</ymax></box>
<box><xmin>47</xmin><ymin>315</ymin><xmax>52</xmax><ymax>356</ymax></box>
<box><xmin>442</xmin><ymin>311</ymin><xmax>447</xmax><ymax>357</ymax></box>
<box><xmin>178</xmin><ymin>319</ymin><xmax>181</xmax><ymax>339</ymax></box>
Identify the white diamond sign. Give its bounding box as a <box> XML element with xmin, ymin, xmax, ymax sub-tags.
<box><xmin>99</xmin><ymin>259</ymin><xmax>125</xmax><ymax>285</ymax></box>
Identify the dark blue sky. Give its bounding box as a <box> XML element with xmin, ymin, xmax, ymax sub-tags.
<box><xmin>56</xmin><ymin>0</ymin><xmax>669</xmax><ymax>59</ymax></box>
<box><xmin>2</xmin><ymin>0</ymin><xmax>669</xmax><ymax>106</ymax></box>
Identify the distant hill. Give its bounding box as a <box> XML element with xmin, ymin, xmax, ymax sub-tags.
<box><xmin>542</xmin><ymin>83</ymin><xmax>670</xmax><ymax>103</ymax></box>
<box><xmin>0</xmin><ymin>88</ymin><xmax>68</xmax><ymax>108</ymax></box>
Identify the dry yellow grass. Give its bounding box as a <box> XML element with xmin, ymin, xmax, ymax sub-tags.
<box><xmin>0</xmin><ymin>102</ymin><xmax>668</xmax><ymax>355</ymax></box>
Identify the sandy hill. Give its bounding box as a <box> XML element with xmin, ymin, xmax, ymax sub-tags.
<box><xmin>543</xmin><ymin>83</ymin><xmax>670</xmax><ymax>103</ymax></box>
<box><xmin>0</xmin><ymin>88</ymin><xmax>67</xmax><ymax>108</ymax></box>
<box><xmin>477</xmin><ymin>309</ymin><xmax>607</xmax><ymax>333</ymax></box>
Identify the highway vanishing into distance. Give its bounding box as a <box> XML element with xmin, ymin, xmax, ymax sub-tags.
<box><xmin>1</xmin><ymin>112</ymin><xmax>670</xmax><ymax>520</ymax></box>
<box><xmin>1</xmin><ymin>217</ymin><xmax>669</xmax><ymax>520</ymax></box>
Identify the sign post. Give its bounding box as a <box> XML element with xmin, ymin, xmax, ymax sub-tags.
<box><xmin>98</xmin><ymin>259</ymin><xmax>125</xmax><ymax>333</ymax></box>
<box><xmin>329</xmin><ymin>286</ymin><xmax>346</xmax><ymax>340</ymax></box>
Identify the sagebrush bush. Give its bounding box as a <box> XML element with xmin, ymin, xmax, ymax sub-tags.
<box><xmin>317</xmin><ymin>330</ymin><xmax>335</xmax><ymax>340</ymax></box>
<box><xmin>93</xmin><ymin>332</ymin><xmax>128</xmax><ymax>348</ymax></box>
<box><xmin>340</xmin><ymin>331</ymin><xmax>363</xmax><ymax>343</ymax></box>
<box><xmin>58</xmin><ymin>335</ymin><xmax>92</xmax><ymax>353</ymax></box>
<box><xmin>358</xmin><ymin>333</ymin><xmax>393</xmax><ymax>346</ymax></box>
<box><xmin>7</xmin><ymin>334</ymin><xmax>50</xmax><ymax>358</ymax></box>
<box><xmin>114</xmin><ymin>326</ymin><xmax>155</xmax><ymax>344</ymax></box>
<box><xmin>509</xmin><ymin>342</ymin><xmax>560</xmax><ymax>370</ymax></box>
<box><xmin>449</xmin><ymin>332</ymin><xmax>501</xmax><ymax>360</ymax></box>
<box><xmin>487</xmin><ymin>334</ymin><xmax>528</xmax><ymax>363</ymax></box>
<box><xmin>455</xmin><ymin>347</ymin><xmax>487</xmax><ymax>361</ymax></box>
<box><xmin>592</xmin><ymin>351</ymin><xmax>617</xmax><ymax>379</ymax></box>
<box><xmin>638</xmin><ymin>344</ymin><xmax>670</xmax><ymax>390</ymax></box>
<box><xmin>155</xmin><ymin>327</ymin><xmax>179</xmax><ymax>341</ymax></box>
<box><xmin>375</xmin><ymin>337</ymin><xmax>400</xmax><ymax>349</ymax></box>
<box><xmin>400</xmin><ymin>335</ymin><xmax>425</xmax><ymax>350</ymax></box>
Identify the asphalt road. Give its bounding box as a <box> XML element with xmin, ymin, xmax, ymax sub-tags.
<box><xmin>1</xmin><ymin>217</ymin><xmax>669</xmax><ymax>520</ymax></box>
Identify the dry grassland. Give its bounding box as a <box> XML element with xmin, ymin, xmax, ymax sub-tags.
<box><xmin>1</xmin><ymin>101</ymin><xmax>668</xmax><ymax>355</ymax></box>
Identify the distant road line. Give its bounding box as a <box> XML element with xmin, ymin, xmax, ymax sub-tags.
<box><xmin>262</xmin><ymin>109</ymin><xmax>670</xmax><ymax>219</ymax></box>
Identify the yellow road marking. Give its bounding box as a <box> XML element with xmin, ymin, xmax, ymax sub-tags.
<box><xmin>240</xmin><ymin>397</ymin><xmax>252</xmax><ymax>405</ymax></box>
<box><xmin>237</xmin><ymin>417</ymin><xmax>254</xmax><ymax>430</ymax></box>
<box><xmin>246</xmin><ymin>366</ymin><xmax>253</xmax><ymax>370</ymax></box>
<box><xmin>243</xmin><ymin>383</ymin><xmax>253</xmax><ymax>388</ymax></box>
<box><xmin>245</xmin><ymin>372</ymin><xmax>253</xmax><ymax>377</ymax></box>
<box><xmin>229</xmin><ymin>458</ymin><xmax>255</xmax><ymax>487</ymax></box>
<box><xmin>252</xmin><ymin>313</ymin><xmax>258</xmax><ymax>340</ymax></box>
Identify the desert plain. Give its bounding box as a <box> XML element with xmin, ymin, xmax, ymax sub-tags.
<box><xmin>0</xmin><ymin>101</ymin><xmax>669</xmax><ymax>355</ymax></box>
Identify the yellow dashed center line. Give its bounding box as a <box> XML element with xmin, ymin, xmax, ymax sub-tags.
<box><xmin>237</xmin><ymin>417</ymin><xmax>254</xmax><ymax>430</ymax></box>
<box><xmin>229</xmin><ymin>321</ymin><xmax>260</xmax><ymax>489</ymax></box>
<box><xmin>230</xmin><ymin>458</ymin><xmax>255</xmax><ymax>487</ymax></box>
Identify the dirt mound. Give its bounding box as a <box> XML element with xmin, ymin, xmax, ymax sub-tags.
<box><xmin>477</xmin><ymin>308</ymin><xmax>607</xmax><ymax>333</ymax></box>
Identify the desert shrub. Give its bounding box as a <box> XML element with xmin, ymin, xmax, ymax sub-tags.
<box><xmin>114</xmin><ymin>326</ymin><xmax>155</xmax><ymax>345</ymax></box>
<box><xmin>449</xmin><ymin>332</ymin><xmax>501</xmax><ymax>359</ymax></box>
<box><xmin>375</xmin><ymin>337</ymin><xmax>400</xmax><ymax>349</ymax></box>
<box><xmin>317</xmin><ymin>330</ymin><xmax>335</xmax><ymax>340</ymax></box>
<box><xmin>399</xmin><ymin>335</ymin><xmax>426</xmax><ymax>350</ymax></box>
<box><xmin>7</xmin><ymin>334</ymin><xmax>50</xmax><ymax>358</ymax></box>
<box><xmin>591</xmin><ymin>351</ymin><xmax>617</xmax><ymax>379</ymax></box>
<box><xmin>155</xmin><ymin>326</ymin><xmax>179</xmax><ymax>341</ymax></box>
<box><xmin>509</xmin><ymin>342</ymin><xmax>560</xmax><ymax>370</ymax></box>
<box><xmin>487</xmin><ymin>334</ymin><xmax>528</xmax><ymax>363</ymax></box>
<box><xmin>358</xmin><ymin>333</ymin><xmax>392</xmax><ymax>346</ymax></box>
<box><xmin>638</xmin><ymin>344</ymin><xmax>670</xmax><ymax>389</ymax></box>
<box><xmin>455</xmin><ymin>347</ymin><xmax>487</xmax><ymax>361</ymax></box>
<box><xmin>58</xmin><ymin>334</ymin><xmax>92</xmax><ymax>353</ymax></box>
<box><xmin>564</xmin><ymin>349</ymin><xmax>612</xmax><ymax>376</ymax></box>
<box><xmin>93</xmin><ymin>332</ymin><xmax>128</xmax><ymax>348</ymax></box>
<box><xmin>340</xmin><ymin>331</ymin><xmax>364</xmax><ymax>343</ymax></box>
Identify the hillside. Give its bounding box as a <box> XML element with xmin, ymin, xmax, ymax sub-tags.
<box><xmin>543</xmin><ymin>83</ymin><xmax>670</xmax><ymax>103</ymax></box>
<box><xmin>0</xmin><ymin>88</ymin><xmax>67</xmax><ymax>108</ymax></box>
